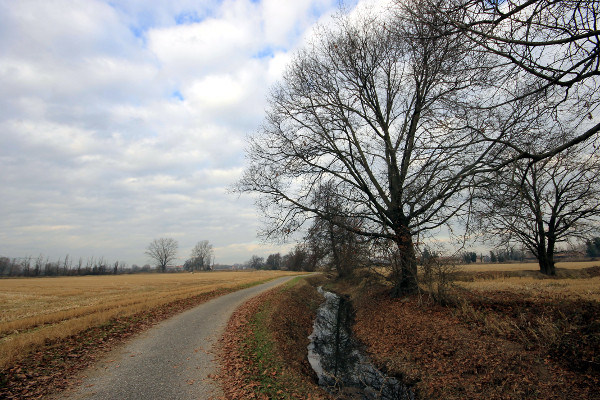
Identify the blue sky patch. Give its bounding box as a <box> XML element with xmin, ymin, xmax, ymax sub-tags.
<box><xmin>171</xmin><ymin>90</ymin><xmax>185</xmax><ymax>101</ymax></box>
<box><xmin>253</xmin><ymin>47</ymin><xmax>276</xmax><ymax>59</ymax></box>
<box><xmin>175</xmin><ymin>10</ymin><xmax>204</xmax><ymax>25</ymax></box>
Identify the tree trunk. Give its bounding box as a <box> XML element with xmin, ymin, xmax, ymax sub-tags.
<box><xmin>328</xmin><ymin>220</ymin><xmax>347</xmax><ymax>278</ymax></box>
<box><xmin>390</xmin><ymin>229</ymin><xmax>419</xmax><ymax>297</ymax></box>
<box><xmin>537</xmin><ymin>245</ymin><xmax>556</xmax><ymax>276</ymax></box>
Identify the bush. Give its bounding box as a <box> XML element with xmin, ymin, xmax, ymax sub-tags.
<box><xmin>420</xmin><ymin>257</ymin><xmax>460</xmax><ymax>304</ymax></box>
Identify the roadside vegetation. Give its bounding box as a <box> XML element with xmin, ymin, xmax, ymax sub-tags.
<box><xmin>0</xmin><ymin>270</ymin><xmax>298</xmax><ymax>399</ymax></box>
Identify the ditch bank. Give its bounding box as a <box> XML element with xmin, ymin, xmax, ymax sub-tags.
<box><xmin>217</xmin><ymin>275</ymin><xmax>331</xmax><ymax>399</ymax></box>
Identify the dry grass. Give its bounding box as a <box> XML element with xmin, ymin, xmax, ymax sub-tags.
<box><xmin>453</xmin><ymin>261</ymin><xmax>600</xmax><ymax>301</ymax></box>
<box><xmin>458</xmin><ymin>276</ymin><xmax>600</xmax><ymax>301</ymax></box>
<box><xmin>348</xmin><ymin>262</ymin><xmax>600</xmax><ymax>399</ymax></box>
<box><xmin>458</xmin><ymin>260</ymin><xmax>598</xmax><ymax>272</ymax></box>
<box><xmin>0</xmin><ymin>270</ymin><xmax>299</xmax><ymax>371</ymax></box>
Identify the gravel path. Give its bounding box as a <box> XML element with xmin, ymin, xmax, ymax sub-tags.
<box><xmin>57</xmin><ymin>276</ymin><xmax>297</xmax><ymax>400</ymax></box>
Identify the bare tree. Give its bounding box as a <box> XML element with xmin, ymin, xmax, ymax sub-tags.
<box><xmin>400</xmin><ymin>0</ymin><xmax>600</xmax><ymax>162</ymax></box>
<box><xmin>236</xmin><ymin>7</ymin><xmax>498</xmax><ymax>295</ymax></box>
<box><xmin>187</xmin><ymin>240</ymin><xmax>214</xmax><ymax>271</ymax></box>
<box><xmin>305</xmin><ymin>183</ymin><xmax>368</xmax><ymax>277</ymax></box>
<box><xmin>62</xmin><ymin>254</ymin><xmax>71</xmax><ymax>275</ymax></box>
<box><xmin>475</xmin><ymin>141</ymin><xmax>600</xmax><ymax>275</ymax></box>
<box><xmin>282</xmin><ymin>245</ymin><xmax>311</xmax><ymax>272</ymax></box>
<box><xmin>247</xmin><ymin>255</ymin><xmax>265</xmax><ymax>270</ymax></box>
<box><xmin>146</xmin><ymin>238</ymin><xmax>178</xmax><ymax>273</ymax></box>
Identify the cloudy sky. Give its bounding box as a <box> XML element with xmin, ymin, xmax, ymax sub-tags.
<box><xmin>0</xmin><ymin>0</ymin><xmax>385</xmax><ymax>266</ymax></box>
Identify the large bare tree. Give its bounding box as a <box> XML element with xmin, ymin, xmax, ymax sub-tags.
<box><xmin>400</xmin><ymin>0</ymin><xmax>600</xmax><ymax>162</ymax></box>
<box><xmin>237</xmin><ymin>9</ymin><xmax>496</xmax><ymax>295</ymax></box>
<box><xmin>475</xmin><ymin>140</ymin><xmax>600</xmax><ymax>275</ymax></box>
<box><xmin>145</xmin><ymin>238</ymin><xmax>178</xmax><ymax>273</ymax></box>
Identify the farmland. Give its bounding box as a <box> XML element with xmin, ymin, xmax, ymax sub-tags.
<box><xmin>0</xmin><ymin>270</ymin><xmax>299</xmax><ymax>372</ymax></box>
<box><xmin>458</xmin><ymin>260</ymin><xmax>599</xmax><ymax>272</ymax></box>
<box><xmin>456</xmin><ymin>261</ymin><xmax>600</xmax><ymax>301</ymax></box>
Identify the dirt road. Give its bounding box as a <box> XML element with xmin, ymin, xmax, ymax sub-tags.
<box><xmin>57</xmin><ymin>276</ymin><xmax>297</xmax><ymax>400</ymax></box>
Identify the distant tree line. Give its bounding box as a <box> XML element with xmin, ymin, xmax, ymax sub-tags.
<box><xmin>241</xmin><ymin>247</ymin><xmax>318</xmax><ymax>272</ymax></box>
<box><xmin>489</xmin><ymin>249</ymin><xmax>525</xmax><ymax>263</ymax></box>
<box><xmin>0</xmin><ymin>254</ymin><xmax>151</xmax><ymax>277</ymax></box>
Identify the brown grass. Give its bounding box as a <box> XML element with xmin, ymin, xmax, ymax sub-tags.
<box><xmin>0</xmin><ymin>270</ymin><xmax>299</xmax><ymax>371</ymax></box>
<box><xmin>458</xmin><ymin>260</ymin><xmax>598</xmax><ymax>272</ymax></box>
<box><xmin>453</xmin><ymin>261</ymin><xmax>600</xmax><ymax>301</ymax></box>
<box><xmin>334</xmin><ymin>262</ymin><xmax>600</xmax><ymax>399</ymax></box>
<box><xmin>458</xmin><ymin>276</ymin><xmax>600</xmax><ymax>301</ymax></box>
<box><xmin>218</xmin><ymin>275</ymin><xmax>329</xmax><ymax>399</ymax></box>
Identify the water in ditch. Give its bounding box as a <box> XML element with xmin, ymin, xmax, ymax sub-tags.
<box><xmin>307</xmin><ymin>287</ymin><xmax>414</xmax><ymax>400</ymax></box>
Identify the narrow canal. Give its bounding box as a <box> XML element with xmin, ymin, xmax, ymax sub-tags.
<box><xmin>308</xmin><ymin>287</ymin><xmax>414</xmax><ymax>399</ymax></box>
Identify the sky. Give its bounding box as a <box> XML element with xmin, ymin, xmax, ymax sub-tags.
<box><xmin>0</xmin><ymin>0</ymin><xmax>386</xmax><ymax>267</ymax></box>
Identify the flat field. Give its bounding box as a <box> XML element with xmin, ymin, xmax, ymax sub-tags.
<box><xmin>455</xmin><ymin>261</ymin><xmax>600</xmax><ymax>301</ymax></box>
<box><xmin>458</xmin><ymin>260</ymin><xmax>598</xmax><ymax>272</ymax></box>
<box><xmin>0</xmin><ymin>270</ymin><xmax>299</xmax><ymax>371</ymax></box>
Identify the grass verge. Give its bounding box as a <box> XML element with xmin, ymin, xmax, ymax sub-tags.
<box><xmin>218</xmin><ymin>275</ymin><xmax>331</xmax><ymax>399</ymax></box>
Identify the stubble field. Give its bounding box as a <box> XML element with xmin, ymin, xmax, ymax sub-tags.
<box><xmin>0</xmin><ymin>270</ymin><xmax>299</xmax><ymax>372</ymax></box>
<box><xmin>456</xmin><ymin>261</ymin><xmax>600</xmax><ymax>301</ymax></box>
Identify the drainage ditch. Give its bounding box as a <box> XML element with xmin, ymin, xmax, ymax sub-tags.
<box><xmin>307</xmin><ymin>287</ymin><xmax>414</xmax><ymax>399</ymax></box>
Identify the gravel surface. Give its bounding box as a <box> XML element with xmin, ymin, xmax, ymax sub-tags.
<box><xmin>56</xmin><ymin>276</ymin><xmax>297</xmax><ymax>400</ymax></box>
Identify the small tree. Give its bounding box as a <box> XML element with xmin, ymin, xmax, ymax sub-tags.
<box><xmin>475</xmin><ymin>142</ymin><xmax>600</xmax><ymax>275</ymax></box>
<box><xmin>462</xmin><ymin>252</ymin><xmax>477</xmax><ymax>264</ymax></box>
<box><xmin>283</xmin><ymin>245</ymin><xmax>311</xmax><ymax>272</ymax></box>
<box><xmin>489</xmin><ymin>251</ymin><xmax>497</xmax><ymax>263</ymax></box>
<box><xmin>586</xmin><ymin>237</ymin><xmax>600</xmax><ymax>258</ymax></box>
<box><xmin>305</xmin><ymin>183</ymin><xmax>367</xmax><ymax>277</ymax></box>
<box><xmin>188</xmin><ymin>240</ymin><xmax>214</xmax><ymax>271</ymax></box>
<box><xmin>247</xmin><ymin>255</ymin><xmax>265</xmax><ymax>270</ymax></box>
<box><xmin>420</xmin><ymin>255</ymin><xmax>459</xmax><ymax>305</ymax></box>
<box><xmin>146</xmin><ymin>238</ymin><xmax>178</xmax><ymax>273</ymax></box>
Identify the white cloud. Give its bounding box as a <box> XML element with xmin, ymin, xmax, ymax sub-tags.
<box><xmin>260</xmin><ymin>0</ymin><xmax>337</xmax><ymax>46</ymax></box>
<box><xmin>148</xmin><ymin>11</ymin><xmax>258</xmax><ymax>77</ymax></box>
<box><xmin>186</xmin><ymin>74</ymin><xmax>245</xmax><ymax>108</ymax></box>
